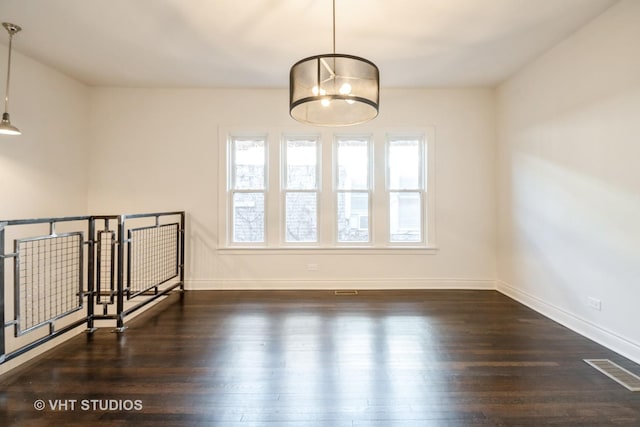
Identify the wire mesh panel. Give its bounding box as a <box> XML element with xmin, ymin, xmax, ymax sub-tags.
<box><xmin>127</xmin><ymin>223</ymin><xmax>179</xmax><ymax>299</ymax></box>
<box><xmin>1</xmin><ymin>212</ymin><xmax>185</xmax><ymax>364</ymax></box>
<box><xmin>96</xmin><ymin>230</ymin><xmax>115</xmax><ymax>304</ymax></box>
<box><xmin>14</xmin><ymin>233</ymin><xmax>83</xmax><ymax>335</ymax></box>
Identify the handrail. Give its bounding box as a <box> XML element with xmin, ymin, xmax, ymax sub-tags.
<box><xmin>0</xmin><ymin>215</ymin><xmax>92</xmax><ymax>225</ymax></box>
<box><xmin>120</xmin><ymin>210</ymin><xmax>185</xmax><ymax>220</ymax></box>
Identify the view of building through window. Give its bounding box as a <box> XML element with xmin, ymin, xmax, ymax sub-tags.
<box><xmin>284</xmin><ymin>138</ymin><xmax>318</xmax><ymax>243</ymax></box>
<box><xmin>230</xmin><ymin>138</ymin><xmax>266</xmax><ymax>243</ymax></box>
<box><xmin>388</xmin><ymin>138</ymin><xmax>424</xmax><ymax>242</ymax></box>
<box><xmin>336</xmin><ymin>137</ymin><xmax>371</xmax><ymax>243</ymax></box>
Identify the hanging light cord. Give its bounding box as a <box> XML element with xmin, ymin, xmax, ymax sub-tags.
<box><xmin>3</xmin><ymin>30</ymin><xmax>13</xmax><ymax>114</ymax></box>
<box><xmin>332</xmin><ymin>0</ymin><xmax>336</xmax><ymax>55</ymax></box>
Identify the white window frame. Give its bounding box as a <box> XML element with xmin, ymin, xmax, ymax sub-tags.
<box><xmin>226</xmin><ymin>133</ymin><xmax>269</xmax><ymax>247</ymax></box>
<box><xmin>218</xmin><ymin>127</ymin><xmax>437</xmax><ymax>254</ymax></box>
<box><xmin>281</xmin><ymin>134</ymin><xmax>321</xmax><ymax>246</ymax></box>
<box><xmin>386</xmin><ymin>133</ymin><xmax>427</xmax><ymax>246</ymax></box>
<box><xmin>334</xmin><ymin>134</ymin><xmax>373</xmax><ymax>246</ymax></box>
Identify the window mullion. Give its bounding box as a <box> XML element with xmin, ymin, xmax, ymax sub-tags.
<box><xmin>372</xmin><ymin>131</ymin><xmax>386</xmax><ymax>247</ymax></box>
<box><xmin>320</xmin><ymin>130</ymin><xmax>335</xmax><ymax>246</ymax></box>
<box><xmin>265</xmin><ymin>132</ymin><xmax>278</xmax><ymax>246</ymax></box>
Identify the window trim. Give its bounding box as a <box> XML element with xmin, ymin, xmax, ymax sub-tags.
<box><xmin>225</xmin><ymin>133</ymin><xmax>269</xmax><ymax>247</ymax></box>
<box><xmin>386</xmin><ymin>134</ymin><xmax>428</xmax><ymax>246</ymax></box>
<box><xmin>216</xmin><ymin>246</ymin><xmax>439</xmax><ymax>255</ymax></box>
<box><xmin>281</xmin><ymin>134</ymin><xmax>321</xmax><ymax>246</ymax></box>
<box><xmin>218</xmin><ymin>127</ymin><xmax>437</xmax><ymax>252</ymax></box>
<box><xmin>334</xmin><ymin>134</ymin><xmax>374</xmax><ymax>245</ymax></box>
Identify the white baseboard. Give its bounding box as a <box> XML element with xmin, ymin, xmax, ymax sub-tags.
<box><xmin>496</xmin><ymin>280</ymin><xmax>640</xmax><ymax>365</ymax></box>
<box><xmin>185</xmin><ymin>278</ymin><xmax>496</xmax><ymax>291</ymax></box>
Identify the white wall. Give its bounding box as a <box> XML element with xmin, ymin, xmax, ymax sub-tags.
<box><xmin>0</xmin><ymin>47</ymin><xmax>90</xmax><ymax>219</ymax></box>
<box><xmin>88</xmin><ymin>88</ymin><xmax>496</xmax><ymax>289</ymax></box>
<box><xmin>496</xmin><ymin>0</ymin><xmax>640</xmax><ymax>362</ymax></box>
<box><xmin>0</xmin><ymin>46</ymin><xmax>90</xmax><ymax>376</ymax></box>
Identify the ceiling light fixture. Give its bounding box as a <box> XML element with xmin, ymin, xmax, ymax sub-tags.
<box><xmin>0</xmin><ymin>22</ymin><xmax>21</xmax><ymax>136</ymax></box>
<box><xmin>289</xmin><ymin>0</ymin><xmax>379</xmax><ymax>126</ymax></box>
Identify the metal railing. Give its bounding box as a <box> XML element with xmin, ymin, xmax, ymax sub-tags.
<box><xmin>0</xmin><ymin>211</ymin><xmax>185</xmax><ymax>364</ymax></box>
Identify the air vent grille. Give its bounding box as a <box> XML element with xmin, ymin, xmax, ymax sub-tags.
<box><xmin>584</xmin><ymin>359</ymin><xmax>640</xmax><ymax>391</ymax></box>
<box><xmin>334</xmin><ymin>290</ymin><xmax>358</xmax><ymax>296</ymax></box>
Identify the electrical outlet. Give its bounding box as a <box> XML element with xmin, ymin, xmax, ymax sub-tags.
<box><xmin>588</xmin><ymin>297</ymin><xmax>602</xmax><ymax>311</ymax></box>
<box><xmin>307</xmin><ymin>263</ymin><xmax>319</xmax><ymax>272</ymax></box>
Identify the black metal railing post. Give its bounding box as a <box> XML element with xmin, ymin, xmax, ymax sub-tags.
<box><xmin>115</xmin><ymin>215</ymin><xmax>126</xmax><ymax>332</ymax></box>
<box><xmin>86</xmin><ymin>217</ymin><xmax>96</xmax><ymax>332</ymax></box>
<box><xmin>0</xmin><ymin>221</ymin><xmax>6</xmax><ymax>363</ymax></box>
<box><xmin>180</xmin><ymin>212</ymin><xmax>185</xmax><ymax>291</ymax></box>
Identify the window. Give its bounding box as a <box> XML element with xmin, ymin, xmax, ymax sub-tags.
<box><xmin>336</xmin><ymin>136</ymin><xmax>371</xmax><ymax>243</ymax></box>
<box><xmin>387</xmin><ymin>136</ymin><xmax>425</xmax><ymax>243</ymax></box>
<box><xmin>229</xmin><ymin>136</ymin><xmax>266</xmax><ymax>244</ymax></box>
<box><xmin>221</xmin><ymin>128</ymin><xmax>435</xmax><ymax>251</ymax></box>
<box><xmin>283</xmin><ymin>136</ymin><xmax>319</xmax><ymax>243</ymax></box>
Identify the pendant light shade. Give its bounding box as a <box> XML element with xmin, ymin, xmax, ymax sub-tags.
<box><xmin>0</xmin><ymin>112</ymin><xmax>20</xmax><ymax>135</ymax></box>
<box><xmin>289</xmin><ymin>1</ymin><xmax>379</xmax><ymax>126</ymax></box>
<box><xmin>290</xmin><ymin>54</ymin><xmax>379</xmax><ymax>126</ymax></box>
<box><xmin>0</xmin><ymin>22</ymin><xmax>21</xmax><ymax>136</ymax></box>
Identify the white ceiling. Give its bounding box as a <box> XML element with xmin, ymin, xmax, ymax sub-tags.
<box><xmin>0</xmin><ymin>0</ymin><xmax>617</xmax><ymax>88</ymax></box>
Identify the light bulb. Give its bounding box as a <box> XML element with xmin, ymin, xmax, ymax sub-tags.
<box><xmin>339</xmin><ymin>83</ymin><xmax>352</xmax><ymax>95</ymax></box>
<box><xmin>321</xmin><ymin>98</ymin><xmax>331</xmax><ymax>107</ymax></box>
<box><xmin>346</xmin><ymin>99</ymin><xmax>355</xmax><ymax>105</ymax></box>
<box><xmin>312</xmin><ymin>86</ymin><xmax>326</xmax><ymax>96</ymax></box>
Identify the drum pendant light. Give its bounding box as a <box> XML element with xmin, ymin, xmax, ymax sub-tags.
<box><xmin>289</xmin><ymin>0</ymin><xmax>379</xmax><ymax>126</ymax></box>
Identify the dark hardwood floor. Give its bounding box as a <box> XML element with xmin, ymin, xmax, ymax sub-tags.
<box><xmin>1</xmin><ymin>290</ymin><xmax>639</xmax><ymax>426</ymax></box>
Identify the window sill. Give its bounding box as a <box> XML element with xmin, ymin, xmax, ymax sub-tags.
<box><xmin>216</xmin><ymin>246</ymin><xmax>439</xmax><ymax>255</ymax></box>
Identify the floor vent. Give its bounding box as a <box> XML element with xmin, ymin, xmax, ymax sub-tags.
<box><xmin>334</xmin><ymin>290</ymin><xmax>358</xmax><ymax>296</ymax></box>
<box><xmin>584</xmin><ymin>359</ymin><xmax>640</xmax><ymax>391</ymax></box>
